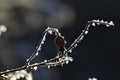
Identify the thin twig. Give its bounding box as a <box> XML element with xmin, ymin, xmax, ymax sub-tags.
<box><xmin>0</xmin><ymin>20</ymin><xmax>114</xmax><ymax>79</ymax></box>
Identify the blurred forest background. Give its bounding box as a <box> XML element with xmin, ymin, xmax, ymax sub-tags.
<box><xmin>0</xmin><ymin>0</ymin><xmax>120</xmax><ymax>80</ymax></box>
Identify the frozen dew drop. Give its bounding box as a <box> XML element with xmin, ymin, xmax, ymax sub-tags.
<box><xmin>92</xmin><ymin>23</ymin><xmax>96</xmax><ymax>26</ymax></box>
<box><xmin>6</xmin><ymin>70</ymin><xmax>10</xmax><ymax>72</ymax></box>
<box><xmin>33</xmin><ymin>66</ymin><xmax>38</xmax><ymax>71</ymax></box>
<box><xmin>97</xmin><ymin>22</ymin><xmax>100</xmax><ymax>25</ymax></box>
<box><xmin>59</xmin><ymin>58</ymin><xmax>61</xmax><ymax>61</ymax></box>
<box><xmin>48</xmin><ymin>65</ymin><xmax>50</xmax><ymax>68</ymax></box>
<box><xmin>68</xmin><ymin>57</ymin><xmax>73</xmax><ymax>62</ymax></box>
<box><xmin>44</xmin><ymin>60</ymin><xmax>47</xmax><ymax>62</ymax></box>
<box><xmin>66</xmin><ymin>61</ymin><xmax>69</xmax><ymax>64</ymax></box>
<box><xmin>48</xmin><ymin>30</ymin><xmax>53</xmax><ymax>34</ymax></box>
<box><xmin>106</xmin><ymin>24</ymin><xmax>110</xmax><ymax>27</ymax></box>
<box><xmin>109</xmin><ymin>21</ymin><xmax>114</xmax><ymax>26</ymax></box>
<box><xmin>38</xmin><ymin>47</ymin><xmax>41</xmax><ymax>51</ymax></box>
<box><xmin>35</xmin><ymin>52</ymin><xmax>39</xmax><ymax>56</ymax></box>
<box><xmin>80</xmin><ymin>35</ymin><xmax>84</xmax><ymax>40</ymax></box>
<box><xmin>41</xmin><ymin>41</ymin><xmax>44</xmax><ymax>44</ymax></box>
<box><xmin>104</xmin><ymin>21</ymin><xmax>108</xmax><ymax>23</ymax></box>
<box><xmin>69</xmin><ymin>50</ymin><xmax>72</xmax><ymax>53</ymax></box>
<box><xmin>47</xmin><ymin>27</ymin><xmax>50</xmax><ymax>29</ymax></box>
<box><xmin>74</xmin><ymin>44</ymin><xmax>78</xmax><ymax>47</ymax></box>
<box><xmin>26</xmin><ymin>59</ymin><xmax>29</xmax><ymax>61</ymax></box>
<box><xmin>85</xmin><ymin>30</ymin><xmax>88</xmax><ymax>35</ymax></box>
<box><xmin>101</xmin><ymin>20</ymin><xmax>104</xmax><ymax>22</ymax></box>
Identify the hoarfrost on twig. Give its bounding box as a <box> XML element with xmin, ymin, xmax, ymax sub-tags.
<box><xmin>0</xmin><ymin>19</ymin><xmax>114</xmax><ymax>80</ymax></box>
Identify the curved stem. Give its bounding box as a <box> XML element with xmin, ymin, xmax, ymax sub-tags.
<box><xmin>0</xmin><ymin>20</ymin><xmax>114</xmax><ymax>78</ymax></box>
<box><xmin>25</xmin><ymin>28</ymin><xmax>61</xmax><ymax>67</ymax></box>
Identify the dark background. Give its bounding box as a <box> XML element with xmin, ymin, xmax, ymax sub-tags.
<box><xmin>0</xmin><ymin>0</ymin><xmax>120</xmax><ymax>80</ymax></box>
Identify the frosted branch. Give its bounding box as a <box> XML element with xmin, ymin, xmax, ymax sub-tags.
<box><xmin>0</xmin><ymin>20</ymin><xmax>114</xmax><ymax>80</ymax></box>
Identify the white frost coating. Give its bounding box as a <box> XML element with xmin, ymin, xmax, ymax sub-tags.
<box><xmin>69</xmin><ymin>50</ymin><xmax>72</xmax><ymax>53</ymax></box>
<box><xmin>9</xmin><ymin>70</ymin><xmax>33</xmax><ymax>80</ymax></box>
<box><xmin>88</xmin><ymin>78</ymin><xmax>97</xmax><ymax>80</ymax></box>
<box><xmin>92</xmin><ymin>20</ymin><xmax>114</xmax><ymax>27</ymax></box>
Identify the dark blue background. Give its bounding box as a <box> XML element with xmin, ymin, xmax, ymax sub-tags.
<box><xmin>0</xmin><ymin>0</ymin><xmax>120</xmax><ymax>80</ymax></box>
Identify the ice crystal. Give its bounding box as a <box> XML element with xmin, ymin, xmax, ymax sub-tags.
<box><xmin>48</xmin><ymin>30</ymin><xmax>53</xmax><ymax>34</ymax></box>
<box><xmin>35</xmin><ymin>52</ymin><xmax>39</xmax><ymax>56</ymax></box>
<box><xmin>69</xmin><ymin>50</ymin><xmax>72</xmax><ymax>53</ymax></box>
<box><xmin>33</xmin><ymin>66</ymin><xmax>38</xmax><ymax>71</ymax></box>
<box><xmin>47</xmin><ymin>65</ymin><xmax>50</xmax><ymax>69</ymax></box>
<box><xmin>109</xmin><ymin>21</ymin><xmax>114</xmax><ymax>26</ymax></box>
<box><xmin>85</xmin><ymin>30</ymin><xmax>88</xmax><ymax>35</ymax></box>
<box><xmin>92</xmin><ymin>23</ymin><xmax>96</xmax><ymax>26</ymax></box>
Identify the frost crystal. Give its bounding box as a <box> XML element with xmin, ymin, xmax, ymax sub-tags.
<box><xmin>44</xmin><ymin>60</ymin><xmax>47</xmax><ymax>62</ymax></box>
<box><xmin>85</xmin><ymin>31</ymin><xmax>88</xmax><ymax>35</ymax></box>
<box><xmin>48</xmin><ymin>30</ymin><xmax>53</xmax><ymax>34</ymax></box>
<box><xmin>74</xmin><ymin>44</ymin><xmax>78</xmax><ymax>47</ymax></box>
<box><xmin>106</xmin><ymin>24</ymin><xmax>110</xmax><ymax>27</ymax></box>
<box><xmin>92</xmin><ymin>23</ymin><xmax>96</xmax><ymax>26</ymax></box>
<box><xmin>47</xmin><ymin>65</ymin><xmax>50</xmax><ymax>69</ymax></box>
<box><xmin>101</xmin><ymin>20</ymin><xmax>104</xmax><ymax>22</ymax></box>
<box><xmin>104</xmin><ymin>21</ymin><xmax>108</xmax><ymax>23</ymax></box>
<box><xmin>80</xmin><ymin>35</ymin><xmax>84</xmax><ymax>40</ymax></box>
<box><xmin>35</xmin><ymin>52</ymin><xmax>39</xmax><ymax>56</ymax></box>
<box><xmin>109</xmin><ymin>21</ymin><xmax>114</xmax><ymax>26</ymax></box>
<box><xmin>66</xmin><ymin>61</ymin><xmax>69</xmax><ymax>64</ymax></box>
<box><xmin>33</xmin><ymin>66</ymin><xmax>38</xmax><ymax>71</ymax></box>
<box><xmin>69</xmin><ymin>50</ymin><xmax>72</xmax><ymax>53</ymax></box>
